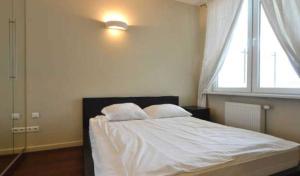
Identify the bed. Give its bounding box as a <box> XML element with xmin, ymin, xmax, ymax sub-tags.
<box><xmin>83</xmin><ymin>96</ymin><xmax>300</xmax><ymax>176</ymax></box>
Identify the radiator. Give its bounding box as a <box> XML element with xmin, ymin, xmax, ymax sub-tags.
<box><xmin>225</xmin><ymin>102</ymin><xmax>265</xmax><ymax>132</ymax></box>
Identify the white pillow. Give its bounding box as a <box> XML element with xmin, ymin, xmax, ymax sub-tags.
<box><xmin>143</xmin><ymin>104</ymin><xmax>192</xmax><ymax>119</ymax></box>
<box><xmin>101</xmin><ymin>103</ymin><xmax>149</xmax><ymax>121</ymax></box>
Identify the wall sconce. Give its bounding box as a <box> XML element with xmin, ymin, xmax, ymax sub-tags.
<box><xmin>105</xmin><ymin>21</ymin><xmax>128</xmax><ymax>31</ymax></box>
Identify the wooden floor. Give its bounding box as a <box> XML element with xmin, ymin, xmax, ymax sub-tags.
<box><xmin>0</xmin><ymin>154</ymin><xmax>17</xmax><ymax>174</ymax></box>
<box><xmin>11</xmin><ymin>147</ymin><xmax>83</xmax><ymax>176</ymax></box>
<box><xmin>9</xmin><ymin>146</ymin><xmax>300</xmax><ymax>176</ymax></box>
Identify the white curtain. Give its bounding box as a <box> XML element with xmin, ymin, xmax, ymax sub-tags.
<box><xmin>197</xmin><ymin>0</ymin><xmax>243</xmax><ymax>107</ymax></box>
<box><xmin>261</xmin><ymin>0</ymin><xmax>300</xmax><ymax>77</ymax></box>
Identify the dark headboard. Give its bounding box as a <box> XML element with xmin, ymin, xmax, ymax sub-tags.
<box><xmin>82</xmin><ymin>96</ymin><xmax>179</xmax><ymax>176</ymax></box>
<box><xmin>83</xmin><ymin>96</ymin><xmax>178</xmax><ymax>129</ymax></box>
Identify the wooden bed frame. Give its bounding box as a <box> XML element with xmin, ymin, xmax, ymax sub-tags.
<box><xmin>82</xmin><ymin>96</ymin><xmax>299</xmax><ymax>176</ymax></box>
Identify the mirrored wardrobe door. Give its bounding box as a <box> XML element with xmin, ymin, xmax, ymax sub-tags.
<box><xmin>0</xmin><ymin>0</ymin><xmax>26</xmax><ymax>175</ymax></box>
<box><xmin>13</xmin><ymin>0</ymin><xmax>26</xmax><ymax>157</ymax></box>
<box><xmin>0</xmin><ymin>0</ymin><xmax>15</xmax><ymax>173</ymax></box>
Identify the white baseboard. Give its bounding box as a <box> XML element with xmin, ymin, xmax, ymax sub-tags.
<box><xmin>26</xmin><ymin>140</ymin><xmax>83</xmax><ymax>153</ymax></box>
<box><xmin>0</xmin><ymin>148</ymin><xmax>13</xmax><ymax>155</ymax></box>
<box><xmin>0</xmin><ymin>140</ymin><xmax>82</xmax><ymax>155</ymax></box>
<box><xmin>0</xmin><ymin>147</ymin><xmax>24</xmax><ymax>155</ymax></box>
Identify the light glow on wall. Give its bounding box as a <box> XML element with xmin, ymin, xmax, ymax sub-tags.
<box><xmin>106</xmin><ymin>29</ymin><xmax>123</xmax><ymax>37</ymax></box>
<box><xmin>103</xmin><ymin>12</ymin><xmax>128</xmax><ymax>24</ymax></box>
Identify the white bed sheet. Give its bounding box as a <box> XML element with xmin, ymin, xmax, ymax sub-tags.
<box><xmin>90</xmin><ymin>116</ymin><xmax>299</xmax><ymax>176</ymax></box>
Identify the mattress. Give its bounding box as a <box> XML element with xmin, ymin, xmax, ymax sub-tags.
<box><xmin>89</xmin><ymin>116</ymin><xmax>300</xmax><ymax>176</ymax></box>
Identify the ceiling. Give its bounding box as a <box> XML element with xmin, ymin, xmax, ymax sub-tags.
<box><xmin>175</xmin><ymin>0</ymin><xmax>207</xmax><ymax>6</ymax></box>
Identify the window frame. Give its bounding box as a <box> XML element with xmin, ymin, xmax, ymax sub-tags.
<box><xmin>213</xmin><ymin>0</ymin><xmax>300</xmax><ymax>96</ymax></box>
<box><xmin>252</xmin><ymin>0</ymin><xmax>300</xmax><ymax>95</ymax></box>
<box><xmin>213</xmin><ymin>0</ymin><xmax>253</xmax><ymax>94</ymax></box>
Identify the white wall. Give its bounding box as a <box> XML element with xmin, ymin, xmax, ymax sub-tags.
<box><xmin>25</xmin><ymin>0</ymin><xmax>202</xmax><ymax>150</ymax></box>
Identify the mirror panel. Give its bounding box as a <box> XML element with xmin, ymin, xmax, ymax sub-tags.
<box><xmin>0</xmin><ymin>0</ymin><xmax>26</xmax><ymax>174</ymax></box>
<box><xmin>13</xmin><ymin>0</ymin><xmax>26</xmax><ymax>155</ymax></box>
<box><xmin>0</xmin><ymin>0</ymin><xmax>15</xmax><ymax>172</ymax></box>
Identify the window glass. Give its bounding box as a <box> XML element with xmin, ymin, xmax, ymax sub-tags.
<box><xmin>259</xmin><ymin>6</ymin><xmax>300</xmax><ymax>88</ymax></box>
<box><xmin>217</xmin><ymin>0</ymin><xmax>249</xmax><ymax>88</ymax></box>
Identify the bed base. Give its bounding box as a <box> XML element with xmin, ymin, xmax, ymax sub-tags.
<box><xmin>272</xmin><ymin>165</ymin><xmax>300</xmax><ymax>176</ymax></box>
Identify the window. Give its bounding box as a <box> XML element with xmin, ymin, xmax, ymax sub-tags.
<box><xmin>214</xmin><ymin>0</ymin><xmax>300</xmax><ymax>95</ymax></box>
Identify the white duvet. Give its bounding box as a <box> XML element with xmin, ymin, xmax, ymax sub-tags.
<box><xmin>90</xmin><ymin>116</ymin><xmax>299</xmax><ymax>176</ymax></box>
